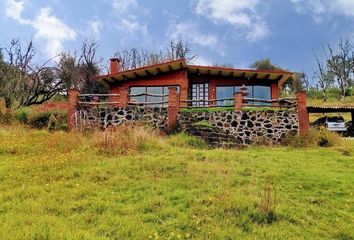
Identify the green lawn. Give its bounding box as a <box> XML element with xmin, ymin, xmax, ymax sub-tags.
<box><xmin>0</xmin><ymin>126</ymin><xmax>353</xmax><ymax>239</ymax></box>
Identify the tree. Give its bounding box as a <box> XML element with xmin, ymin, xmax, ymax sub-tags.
<box><xmin>314</xmin><ymin>50</ymin><xmax>335</xmax><ymax>101</ymax></box>
<box><xmin>250</xmin><ymin>58</ymin><xmax>282</xmax><ymax>71</ymax></box>
<box><xmin>0</xmin><ymin>39</ymin><xmax>66</xmax><ymax>108</ymax></box>
<box><xmin>326</xmin><ymin>38</ymin><xmax>354</xmax><ymax>99</ymax></box>
<box><xmin>57</xmin><ymin>40</ymin><xmax>105</xmax><ymax>94</ymax></box>
<box><xmin>113</xmin><ymin>40</ymin><xmax>196</xmax><ymax>71</ymax></box>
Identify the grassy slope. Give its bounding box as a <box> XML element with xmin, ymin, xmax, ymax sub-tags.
<box><xmin>0</xmin><ymin>127</ymin><xmax>353</xmax><ymax>240</ymax></box>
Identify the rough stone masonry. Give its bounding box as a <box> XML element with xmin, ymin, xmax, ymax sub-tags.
<box><xmin>75</xmin><ymin>106</ymin><xmax>299</xmax><ymax>147</ymax></box>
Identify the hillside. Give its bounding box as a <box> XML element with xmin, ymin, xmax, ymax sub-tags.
<box><xmin>0</xmin><ymin>126</ymin><xmax>353</xmax><ymax>239</ymax></box>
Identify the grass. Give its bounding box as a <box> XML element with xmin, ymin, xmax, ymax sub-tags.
<box><xmin>0</xmin><ymin>125</ymin><xmax>353</xmax><ymax>239</ymax></box>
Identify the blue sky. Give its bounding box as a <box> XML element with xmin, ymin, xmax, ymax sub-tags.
<box><xmin>1</xmin><ymin>0</ymin><xmax>354</xmax><ymax>82</ymax></box>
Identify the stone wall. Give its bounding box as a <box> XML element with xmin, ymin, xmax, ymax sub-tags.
<box><xmin>76</xmin><ymin>106</ymin><xmax>168</xmax><ymax>131</ymax></box>
<box><xmin>74</xmin><ymin>106</ymin><xmax>299</xmax><ymax>146</ymax></box>
<box><xmin>178</xmin><ymin>110</ymin><xmax>299</xmax><ymax>147</ymax></box>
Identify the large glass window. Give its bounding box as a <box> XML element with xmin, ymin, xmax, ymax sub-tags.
<box><xmin>130</xmin><ymin>86</ymin><xmax>178</xmax><ymax>107</ymax></box>
<box><xmin>216</xmin><ymin>85</ymin><xmax>271</xmax><ymax>106</ymax></box>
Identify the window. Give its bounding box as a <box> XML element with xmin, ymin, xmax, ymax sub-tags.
<box><xmin>189</xmin><ymin>83</ymin><xmax>209</xmax><ymax>107</ymax></box>
<box><xmin>129</xmin><ymin>86</ymin><xmax>179</xmax><ymax>107</ymax></box>
<box><xmin>216</xmin><ymin>85</ymin><xmax>271</xmax><ymax>106</ymax></box>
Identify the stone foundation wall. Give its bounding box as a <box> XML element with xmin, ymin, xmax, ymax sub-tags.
<box><xmin>75</xmin><ymin>106</ymin><xmax>299</xmax><ymax>146</ymax></box>
<box><xmin>77</xmin><ymin>106</ymin><xmax>168</xmax><ymax>131</ymax></box>
<box><xmin>178</xmin><ymin>110</ymin><xmax>299</xmax><ymax>147</ymax></box>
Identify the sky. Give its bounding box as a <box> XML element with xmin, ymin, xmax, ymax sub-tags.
<box><xmin>1</xmin><ymin>0</ymin><xmax>354</xmax><ymax>82</ymax></box>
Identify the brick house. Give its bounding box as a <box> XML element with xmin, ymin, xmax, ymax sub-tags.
<box><xmin>96</xmin><ymin>58</ymin><xmax>293</xmax><ymax>108</ymax></box>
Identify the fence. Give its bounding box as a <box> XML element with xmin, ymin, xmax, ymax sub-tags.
<box><xmin>67</xmin><ymin>88</ymin><xmax>309</xmax><ymax>134</ymax></box>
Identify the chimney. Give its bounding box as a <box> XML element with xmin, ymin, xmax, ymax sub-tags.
<box><xmin>110</xmin><ymin>58</ymin><xmax>121</xmax><ymax>74</ymax></box>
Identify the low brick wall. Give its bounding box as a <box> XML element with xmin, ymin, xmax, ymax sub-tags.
<box><xmin>178</xmin><ymin>110</ymin><xmax>299</xmax><ymax>146</ymax></box>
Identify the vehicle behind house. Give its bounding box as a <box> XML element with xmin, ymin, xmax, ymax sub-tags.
<box><xmin>313</xmin><ymin>116</ymin><xmax>347</xmax><ymax>132</ymax></box>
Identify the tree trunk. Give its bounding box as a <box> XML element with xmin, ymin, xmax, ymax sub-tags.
<box><xmin>5</xmin><ymin>97</ymin><xmax>12</xmax><ymax>109</ymax></box>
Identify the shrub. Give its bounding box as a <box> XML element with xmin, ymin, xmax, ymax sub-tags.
<box><xmin>168</xmin><ymin>132</ymin><xmax>208</xmax><ymax>149</ymax></box>
<box><xmin>15</xmin><ymin>108</ymin><xmax>30</xmax><ymax>124</ymax></box>
<box><xmin>28</xmin><ymin>110</ymin><xmax>67</xmax><ymax>130</ymax></box>
<box><xmin>0</xmin><ymin>110</ymin><xmax>13</xmax><ymax>124</ymax></box>
<box><xmin>93</xmin><ymin>124</ymin><xmax>164</xmax><ymax>156</ymax></box>
<box><xmin>282</xmin><ymin>128</ymin><xmax>342</xmax><ymax>148</ymax></box>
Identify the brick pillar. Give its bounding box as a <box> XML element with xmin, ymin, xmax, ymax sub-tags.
<box><xmin>234</xmin><ymin>92</ymin><xmax>243</xmax><ymax>111</ymax></box>
<box><xmin>296</xmin><ymin>91</ymin><xmax>309</xmax><ymax>135</ymax></box>
<box><xmin>168</xmin><ymin>87</ymin><xmax>179</xmax><ymax>130</ymax></box>
<box><xmin>67</xmin><ymin>89</ymin><xmax>80</xmax><ymax>131</ymax></box>
<box><xmin>271</xmin><ymin>83</ymin><xmax>279</xmax><ymax>108</ymax></box>
<box><xmin>110</xmin><ymin>87</ymin><xmax>120</xmax><ymax>107</ymax></box>
<box><xmin>118</xmin><ymin>87</ymin><xmax>129</xmax><ymax>108</ymax></box>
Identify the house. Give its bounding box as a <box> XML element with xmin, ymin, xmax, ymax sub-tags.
<box><xmin>97</xmin><ymin>58</ymin><xmax>293</xmax><ymax>108</ymax></box>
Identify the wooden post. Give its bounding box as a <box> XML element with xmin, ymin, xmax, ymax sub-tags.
<box><xmin>118</xmin><ymin>87</ymin><xmax>129</xmax><ymax>108</ymax></box>
<box><xmin>234</xmin><ymin>92</ymin><xmax>243</xmax><ymax>111</ymax></box>
<box><xmin>67</xmin><ymin>89</ymin><xmax>80</xmax><ymax>131</ymax></box>
<box><xmin>296</xmin><ymin>91</ymin><xmax>309</xmax><ymax>135</ymax></box>
<box><xmin>168</xmin><ymin>87</ymin><xmax>179</xmax><ymax>130</ymax></box>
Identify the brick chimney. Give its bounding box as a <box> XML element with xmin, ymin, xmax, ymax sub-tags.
<box><xmin>110</xmin><ymin>58</ymin><xmax>121</xmax><ymax>74</ymax></box>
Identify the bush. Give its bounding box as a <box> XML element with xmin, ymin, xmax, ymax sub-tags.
<box><xmin>0</xmin><ymin>110</ymin><xmax>13</xmax><ymax>124</ymax></box>
<box><xmin>282</xmin><ymin>128</ymin><xmax>342</xmax><ymax>148</ymax></box>
<box><xmin>15</xmin><ymin>108</ymin><xmax>30</xmax><ymax>124</ymax></box>
<box><xmin>168</xmin><ymin>132</ymin><xmax>208</xmax><ymax>149</ymax></box>
<box><xmin>28</xmin><ymin>110</ymin><xmax>67</xmax><ymax>130</ymax></box>
<box><xmin>93</xmin><ymin>124</ymin><xmax>164</xmax><ymax>156</ymax></box>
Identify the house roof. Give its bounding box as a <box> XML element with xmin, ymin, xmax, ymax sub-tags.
<box><xmin>97</xmin><ymin>59</ymin><xmax>293</xmax><ymax>86</ymax></box>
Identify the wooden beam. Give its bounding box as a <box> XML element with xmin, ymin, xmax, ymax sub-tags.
<box><xmin>240</xmin><ymin>72</ymin><xmax>246</xmax><ymax>78</ymax></box>
<box><xmin>275</xmin><ymin>75</ymin><xmax>284</xmax><ymax>81</ymax></box>
<box><xmin>145</xmin><ymin>70</ymin><xmax>152</xmax><ymax>76</ymax></box>
<box><xmin>218</xmin><ymin>70</ymin><xmax>222</xmax><ymax>76</ymax></box>
<box><xmin>122</xmin><ymin>74</ymin><xmax>128</xmax><ymax>80</ymax></box>
<box><xmin>156</xmin><ymin>67</ymin><xmax>162</xmax><ymax>74</ymax></box>
<box><xmin>111</xmin><ymin>77</ymin><xmax>118</xmax><ymax>82</ymax></box>
<box><xmin>263</xmin><ymin>74</ymin><xmax>271</xmax><ymax>80</ymax></box>
<box><xmin>207</xmin><ymin>69</ymin><xmax>211</xmax><ymax>76</ymax></box>
<box><xmin>179</xmin><ymin>62</ymin><xmax>184</xmax><ymax>69</ymax></box>
<box><xmin>168</xmin><ymin>65</ymin><xmax>173</xmax><ymax>71</ymax></box>
<box><xmin>252</xmin><ymin>73</ymin><xmax>258</xmax><ymax>79</ymax></box>
<box><xmin>133</xmin><ymin>72</ymin><xmax>140</xmax><ymax>78</ymax></box>
<box><xmin>230</xmin><ymin>71</ymin><xmax>234</xmax><ymax>77</ymax></box>
<box><xmin>196</xmin><ymin>68</ymin><xmax>200</xmax><ymax>75</ymax></box>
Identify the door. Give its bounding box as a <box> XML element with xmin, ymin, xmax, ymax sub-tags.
<box><xmin>190</xmin><ymin>83</ymin><xmax>209</xmax><ymax>107</ymax></box>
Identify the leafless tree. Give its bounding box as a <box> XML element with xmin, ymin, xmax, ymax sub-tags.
<box><xmin>326</xmin><ymin>38</ymin><xmax>354</xmax><ymax>99</ymax></box>
<box><xmin>314</xmin><ymin>49</ymin><xmax>335</xmax><ymax>101</ymax></box>
<box><xmin>113</xmin><ymin>40</ymin><xmax>196</xmax><ymax>71</ymax></box>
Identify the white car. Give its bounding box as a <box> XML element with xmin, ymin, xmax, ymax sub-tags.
<box><xmin>313</xmin><ymin>116</ymin><xmax>347</xmax><ymax>132</ymax></box>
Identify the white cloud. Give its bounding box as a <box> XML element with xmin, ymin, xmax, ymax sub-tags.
<box><xmin>191</xmin><ymin>55</ymin><xmax>213</xmax><ymax>66</ymax></box>
<box><xmin>195</xmin><ymin>0</ymin><xmax>269</xmax><ymax>42</ymax></box>
<box><xmin>89</xmin><ymin>20</ymin><xmax>103</xmax><ymax>38</ymax></box>
<box><xmin>112</xmin><ymin>0</ymin><xmax>138</xmax><ymax>14</ymax></box>
<box><xmin>111</xmin><ymin>0</ymin><xmax>148</xmax><ymax>37</ymax></box>
<box><xmin>167</xmin><ymin>21</ymin><xmax>218</xmax><ymax>48</ymax></box>
<box><xmin>4</xmin><ymin>0</ymin><xmax>77</xmax><ymax>58</ymax></box>
<box><xmin>291</xmin><ymin>0</ymin><xmax>354</xmax><ymax>22</ymax></box>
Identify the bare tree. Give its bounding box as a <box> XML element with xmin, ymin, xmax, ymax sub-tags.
<box><xmin>326</xmin><ymin>38</ymin><xmax>354</xmax><ymax>99</ymax></box>
<box><xmin>113</xmin><ymin>40</ymin><xmax>196</xmax><ymax>71</ymax></box>
<box><xmin>314</xmin><ymin>49</ymin><xmax>335</xmax><ymax>101</ymax></box>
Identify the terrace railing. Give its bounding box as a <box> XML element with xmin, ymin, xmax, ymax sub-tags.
<box><xmin>77</xmin><ymin>94</ymin><xmax>120</xmax><ymax>106</ymax></box>
<box><xmin>128</xmin><ymin>92</ymin><xmax>169</xmax><ymax>107</ymax></box>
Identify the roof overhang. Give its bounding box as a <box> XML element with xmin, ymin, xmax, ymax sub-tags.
<box><xmin>97</xmin><ymin>59</ymin><xmax>293</xmax><ymax>86</ymax></box>
<box><xmin>98</xmin><ymin>59</ymin><xmax>187</xmax><ymax>85</ymax></box>
<box><xmin>187</xmin><ymin>65</ymin><xmax>293</xmax><ymax>85</ymax></box>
